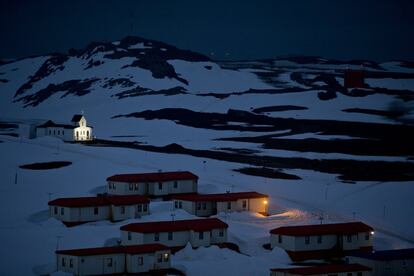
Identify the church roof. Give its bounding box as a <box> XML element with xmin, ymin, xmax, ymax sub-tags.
<box><xmin>71</xmin><ymin>114</ymin><xmax>84</xmax><ymax>122</ymax></box>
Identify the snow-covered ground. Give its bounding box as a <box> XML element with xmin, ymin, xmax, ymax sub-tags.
<box><xmin>1</xmin><ymin>38</ymin><xmax>414</xmax><ymax>275</ymax></box>
<box><xmin>0</xmin><ymin>135</ymin><xmax>413</xmax><ymax>276</ymax></box>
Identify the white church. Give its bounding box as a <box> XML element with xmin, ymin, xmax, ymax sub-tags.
<box><xmin>35</xmin><ymin>114</ymin><xmax>93</xmax><ymax>141</ymax></box>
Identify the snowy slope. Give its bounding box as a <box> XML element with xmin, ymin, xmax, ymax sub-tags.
<box><xmin>0</xmin><ymin>37</ymin><xmax>414</xmax><ymax>275</ymax></box>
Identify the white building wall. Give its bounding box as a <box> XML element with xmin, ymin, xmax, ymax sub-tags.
<box><xmin>189</xmin><ymin>230</ymin><xmax>212</xmax><ymax>247</ymax></box>
<box><xmin>247</xmin><ymin>197</ymin><xmax>268</xmax><ymax>213</ymax></box>
<box><xmin>121</xmin><ymin>231</ymin><xmax>144</xmax><ymax>245</ymax></box>
<box><xmin>210</xmin><ymin>228</ymin><xmax>228</xmax><ymax>244</ymax></box>
<box><xmin>107</xmin><ymin>181</ymin><xmax>147</xmax><ymax>195</ymax></box>
<box><xmin>194</xmin><ymin>201</ymin><xmax>215</xmax><ymax>217</ymax></box>
<box><xmin>57</xmin><ymin>254</ymin><xmax>125</xmax><ymax>275</ymax></box>
<box><xmin>270</xmin><ymin>234</ymin><xmax>297</xmax><ymax>250</ymax></box>
<box><xmin>294</xmin><ymin>234</ymin><xmax>338</xmax><ymax>251</ymax></box>
<box><xmin>37</xmin><ymin>127</ymin><xmax>74</xmax><ymax>141</ymax></box>
<box><xmin>109</xmin><ymin>179</ymin><xmax>197</xmax><ymax>196</ymax></box>
<box><xmin>342</xmin><ymin>232</ymin><xmax>373</xmax><ymax>251</ymax></box>
<box><xmin>111</xmin><ymin>204</ymin><xmax>149</xmax><ymax>221</ymax></box>
<box><xmin>126</xmin><ymin>250</ymin><xmax>171</xmax><ymax>273</ymax></box>
<box><xmin>143</xmin><ymin>231</ymin><xmax>191</xmax><ymax>247</ymax></box>
<box><xmin>175</xmin><ymin>200</ymin><xmax>196</xmax><ymax>215</ymax></box>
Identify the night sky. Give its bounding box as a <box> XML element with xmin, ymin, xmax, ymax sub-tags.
<box><xmin>1</xmin><ymin>0</ymin><xmax>413</xmax><ymax>61</ymax></box>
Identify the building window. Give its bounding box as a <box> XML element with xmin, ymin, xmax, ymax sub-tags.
<box><xmin>128</xmin><ymin>232</ymin><xmax>132</xmax><ymax>240</ymax></box>
<box><xmin>61</xmin><ymin>207</ymin><xmax>64</xmax><ymax>215</ymax></box>
<box><xmin>199</xmin><ymin>232</ymin><xmax>204</xmax><ymax>240</ymax></box>
<box><xmin>62</xmin><ymin>258</ymin><xmax>66</xmax><ymax>267</ymax></box>
<box><xmin>49</xmin><ymin>130</ymin><xmax>51</xmax><ymax>135</ymax></box>
<box><xmin>54</xmin><ymin>206</ymin><xmax>58</xmax><ymax>214</ymax></box>
<box><xmin>317</xmin><ymin>235</ymin><xmax>322</xmax><ymax>244</ymax></box>
<box><xmin>157</xmin><ymin>254</ymin><xmax>162</xmax><ymax>263</ymax></box>
<box><xmin>53</xmin><ymin>130</ymin><xmax>56</xmax><ymax>135</ymax></box>
<box><xmin>158</xmin><ymin>182</ymin><xmax>162</xmax><ymax>190</ymax></box>
<box><xmin>69</xmin><ymin>259</ymin><xmax>73</xmax><ymax>268</ymax></box>
<box><xmin>202</xmin><ymin>202</ymin><xmax>207</xmax><ymax>210</ymax></box>
<box><xmin>120</xmin><ymin>206</ymin><xmax>125</xmax><ymax>214</ymax></box>
<box><xmin>134</xmin><ymin>183</ymin><xmax>139</xmax><ymax>190</ymax></box>
<box><xmin>174</xmin><ymin>181</ymin><xmax>178</xmax><ymax>188</ymax></box>
<box><xmin>365</xmin><ymin>232</ymin><xmax>370</xmax><ymax>240</ymax></box>
<box><xmin>179</xmin><ymin>201</ymin><xmax>182</xmax><ymax>208</ymax></box>
<box><xmin>305</xmin><ymin>236</ymin><xmax>310</xmax><ymax>245</ymax></box>
<box><xmin>219</xmin><ymin>229</ymin><xmax>224</xmax><ymax>237</ymax></box>
<box><xmin>155</xmin><ymin>233</ymin><xmax>159</xmax><ymax>241</ymax></box>
<box><xmin>129</xmin><ymin>183</ymin><xmax>133</xmax><ymax>191</ymax></box>
<box><xmin>174</xmin><ymin>201</ymin><xmax>179</xmax><ymax>209</ymax></box>
<box><xmin>137</xmin><ymin>204</ymin><xmax>142</xmax><ymax>212</ymax></box>
<box><xmin>138</xmin><ymin>256</ymin><xmax>143</xmax><ymax>265</ymax></box>
<box><xmin>347</xmin><ymin>235</ymin><xmax>352</xmax><ymax>243</ymax></box>
<box><xmin>242</xmin><ymin>200</ymin><xmax>247</xmax><ymax>209</ymax></box>
<box><xmin>107</xmin><ymin>258</ymin><xmax>112</xmax><ymax>267</ymax></box>
<box><xmin>94</xmin><ymin>207</ymin><xmax>99</xmax><ymax>215</ymax></box>
<box><xmin>197</xmin><ymin>203</ymin><xmax>201</xmax><ymax>210</ymax></box>
<box><xmin>143</xmin><ymin>204</ymin><xmax>148</xmax><ymax>212</ymax></box>
<box><xmin>168</xmin><ymin>232</ymin><xmax>173</xmax><ymax>240</ymax></box>
<box><xmin>278</xmin><ymin>235</ymin><xmax>283</xmax><ymax>243</ymax></box>
<box><xmin>62</xmin><ymin>130</ymin><xmax>65</xmax><ymax>135</ymax></box>
<box><xmin>163</xmin><ymin>253</ymin><xmax>169</xmax><ymax>262</ymax></box>
<box><xmin>227</xmin><ymin>202</ymin><xmax>231</xmax><ymax>210</ymax></box>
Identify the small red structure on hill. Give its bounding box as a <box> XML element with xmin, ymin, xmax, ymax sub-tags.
<box><xmin>344</xmin><ymin>69</ymin><xmax>366</xmax><ymax>88</ymax></box>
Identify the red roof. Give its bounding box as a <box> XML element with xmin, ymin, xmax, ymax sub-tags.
<box><xmin>56</xmin><ymin>244</ymin><xmax>169</xmax><ymax>256</ymax></box>
<box><xmin>270</xmin><ymin>264</ymin><xmax>371</xmax><ymax>275</ymax></box>
<box><xmin>172</xmin><ymin>192</ymin><xmax>268</xmax><ymax>202</ymax></box>
<box><xmin>48</xmin><ymin>195</ymin><xmax>149</xmax><ymax>207</ymax></box>
<box><xmin>120</xmin><ymin>218</ymin><xmax>228</xmax><ymax>233</ymax></box>
<box><xmin>106</xmin><ymin>171</ymin><xmax>198</xmax><ymax>183</ymax></box>
<box><xmin>270</xmin><ymin>222</ymin><xmax>373</xmax><ymax>236</ymax></box>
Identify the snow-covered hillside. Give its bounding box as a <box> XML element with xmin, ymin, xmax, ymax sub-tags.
<box><xmin>0</xmin><ymin>37</ymin><xmax>414</xmax><ymax>275</ymax></box>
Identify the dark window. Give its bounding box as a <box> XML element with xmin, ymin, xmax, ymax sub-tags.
<box><xmin>155</xmin><ymin>233</ymin><xmax>159</xmax><ymax>241</ymax></box>
<box><xmin>137</xmin><ymin>204</ymin><xmax>142</xmax><ymax>212</ymax></box>
<box><xmin>134</xmin><ymin>183</ymin><xmax>139</xmax><ymax>190</ymax></box>
<box><xmin>174</xmin><ymin>201</ymin><xmax>179</xmax><ymax>209</ymax></box>
<box><xmin>278</xmin><ymin>235</ymin><xmax>283</xmax><ymax>243</ymax></box>
<box><xmin>357</xmin><ymin>273</ymin><xmax>362</xmax><ymax>276</ymax></box>
<box><xmin>347</xmin><ymin>235</ymin><xmax>352</xmax><ymax>243</ymax></box>
<box><xmin>143</xmin><ymin>204</ymin><xmax>148</xmax><ymax>212</ymax></box>
<box><xmin>158</xmin><ymin>182</ymin><xmax>162</xmax><ymax>190</ymax></box>
<box><xmin>53</xmin><ymin>130</ymin><xmax>56</xmax><ymax>135</ymax></box>
<box><xmin>94</xmin><ymin>207</ymin><xmax>99</xmax><ymax>215</ymax></box>
<box><xmin>69</xmin><ymin>259</ymin><xmax>73</xmax><ymax>268</ymax></box>
<box><xmin>179</xmin><ymin>201</ymin><xmax>182</xmax><ymax>208</ymax></box>
<box><xmin>62</xmin><ymin>130</ymin><xmax>65</xmax><ymax>135</ymax></box>
<box><xmin>347</xmin><ymin>273</ymin><xmax>352</xmax><ymax>276</ymax></box>
<box><xmin>129</xmin><ymin>183</ymin><xmax>133</xmax><ymax>191</ymax></box>
<box><xmin>199</xmin><ymin>232</ymin><xmax>204</xmax><ymax>239</ymax></box>
<box><xmin>54</xmin><ymin>206</ymin><xmax>58</xmax><ymax>214</ymax></box>
<box><xmin>202</xmin><ymin>202</ymin><xmax>207</xmax><ymax>210</ymax></box>
<box><xmin>61</xmin><ymin>207</ymin><xmax>64</xmax><ymax>215</ymax></box>
<box><xmin>168</xmin><ymin>232</ymin><xmax>173</xmax><ymax>240</ymax></box>
<box><xmin>128</xmin><ymin>232</ymin><xmax>132</xmax><ymax>240</ymax></box>
<box><xmin>107</xmin><ymin>258</ymin><xmax>112</xmax><ymax>267</ymax></box>
<box><xmin>242</xmin><ymin>200</ymin><xmax>247</xmax><ymax>208</ymax></box>
<box><xmin>365</xmin><ymin>232</ymin><xmax>369</xmax><ymax>240</ymax></box>
<box><xmin>62</xmin><ymin>258</ymin><xmax>66</xmax><ymax>267</ymax></box>
<box><xmin>317</xmin><ymin>235</ymin><xmax>322</xmax><ymax>244</ymax></box>
<box><xmin>138</xmin><ymin>256</ymin><xmax>143</xmax><ymax>265</ymax></box>
<box><xmin>227</xmin><ymin>202</ymin><xmax>231</xmax><ymax>210</ymax></box>
<box><xmin>305</xmin><ymin>236</ymin><xmax>310</xmax><ymax>244</ymax></box>
<box><xmin>120</xmin><ymin>206</ymin><xmax>125</xmax><ymax>214</ymax></box>
<box><xmin>174</xmin><ymin>181</ymin><xmax>178</xmax><ymax>188</ymax></box>
<box><xmin>49</xmin><ymin>130</ymin><xmax>51</xmax><ymax>135</ymax></box>
<box><xmin>219</xmin><ymin>229</ymin><xmax>224</xmax><ymax>237</ymax></box>
<box><xmin>157</xmin><ymin>254</ymin><xmax>162</xmax><ymax>263</ymax></box>
<box><xmin>197</xmin><ymin>202</ymin><xmax>201</xmax><ymax>210</ymax></box>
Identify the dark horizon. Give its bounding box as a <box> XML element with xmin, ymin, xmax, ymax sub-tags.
<box><xmin>1</xmin><ymin>0</ymin><xmax>414</xmax><ymax>62</ymax></box>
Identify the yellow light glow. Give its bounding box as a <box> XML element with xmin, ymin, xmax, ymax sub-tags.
<box><xmin>263</xmin><ymin>200</ymin><xmax>268</xmax><ymax>205</ymax></box>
